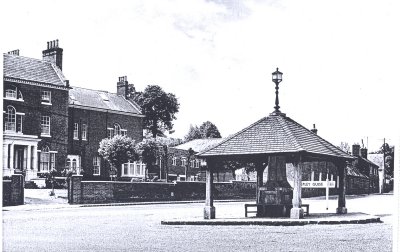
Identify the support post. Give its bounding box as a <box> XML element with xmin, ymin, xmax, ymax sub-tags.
<box><xmin>290</xmin><ymin>155</ymin><xmax>304</xmax><ymax>219</ymax></box>
<box><xmin>256</xmin><ymin>163</ymin><xmax>265</xmax><ymax>203</ymax></box>
<box><xmin>336</xmin><ymin>162</ymin><xmax>347</xmax><ymax>214</ymax></box>
<box><xmin>204</xmin><ymin>160</ymin><xmax>215</xmax><ymax>219</ymax></box>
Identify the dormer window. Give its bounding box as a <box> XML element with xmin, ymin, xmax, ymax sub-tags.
<box><xmin>4</xmin><ymin>85</ymin><xmax>23</xmax><ymax>101</ymax></box>
<box><xmin>41</xmin><ymin>90</ymin><xmax>51</xmax><ymax>104</ymax></box>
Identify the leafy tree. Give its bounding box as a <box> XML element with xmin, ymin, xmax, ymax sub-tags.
<box><xmin>184</xmin><ymin>121</ymin><xmax>221</xmax><ymax>142</ymax></box>
<box><xmin>184</xmin><ymin>125</ymin><xmax>202</xmax><ymax>142</ymax></box>
<box><xmin>338</xmin><ymin>142</ymin><xmax>351</xmax><ymax>154</ymax></box>
<box><xmin>98</xmin><ymin>135</ymin><xmax>139</xmax><ymax>177</ymax></box>
<box><xmin>380</xmin><ymin>143</ymin><xmax>395</xmax><ymax>177</ymax></box>
<box><xmin>199</xmin><ymin>121</ymin><xmax>221</xmax><ymax>138</ymax></box>
<box><xmin>136</xmin><ymin>137</ymin><xmax>177</xmax><ymax>181</ymax></box>
<box><xmin>132</xmin><ymin>85</ymin><xmax>179</xmax><ymax>138</ymax></box>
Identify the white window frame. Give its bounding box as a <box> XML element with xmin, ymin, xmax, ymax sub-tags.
<box><xmin>82</xmin><ymin>124</ymin><xmax>87</xmax><ymax>140</ymax></box>
<box><xmin>114</xmin><ymin>123</ymin><xmax>121</xmax><ymax>136</ymax></box>
<box><xmin>195</xmin><ymin>159</ymin><xmax>200</xmax><ymax>168</ymax></box>
<box><xmin>181</xmin><ymin>158</ymin><xmax>187</xmax><ymax>167</ymax></box>
<box><xmin>107</xmin><ymin>128</ymin><xmax>114</xmax><ymax>139</ymax></box>
<box><xmin>4</xmin><ymin>106</ymin><xmax>16</xmax><ymax>132</ymax></box>
<box><xmin>73</xmin><ymin>123</ymin><xmax>79</xmax><ymax>140</ymax></box>
<box><xmin>172</xmin><ymin>157</ymin><xmax>177</xmax><ymax>166</ymax></box>
<box><xmin>121</xmin><ymin>129</ymin><xmax>127</xmax><ymax>136</ymax></box>
<box><xmin>4</xmin><ymin>86</ymin><xmax>23</xmax><ymax>101</ymax></box>
<box><xmin>190</xmin><ymin>159</ymin><xmax>195</xmax><ymax>168</ymax></box>
<box><xmin>93</xmin><ymin>156</ymin><xmax>101</xmax><ymax>175</ymax></box>
<box><xmin>41</xmin><ymin>90</ymin><xmax>52</xmax><ymax>104</ymax></box>
<box><xmin>39</xmin><ymin>146</ymin><xmax>50</xmax><ymax>172</ymax></box>
<box><xmin>41</xmin><ymin>116</ymin><xmax>51</xmax><ymax>136</ymax></box>
<box><xmin>121</xmin><ymin>161</ymin><xmax>146</xmax><ymax>177</ymax></box>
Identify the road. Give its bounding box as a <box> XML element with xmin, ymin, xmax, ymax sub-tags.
<box><xmin>2</xmin><ymin>193</ymin><xmax>394</xmax><ymax>251</ymax></box>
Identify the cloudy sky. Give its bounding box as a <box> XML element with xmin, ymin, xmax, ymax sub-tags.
<box><xmin>2</xmin><ymin>0</ymin><xmax>399</xmax><ymax>151</ymax></box>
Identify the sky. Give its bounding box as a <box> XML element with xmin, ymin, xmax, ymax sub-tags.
<box><xmin>1</xmin><ymin>0</ymin><xmax>399</xmax><ymax>152</ymax></box>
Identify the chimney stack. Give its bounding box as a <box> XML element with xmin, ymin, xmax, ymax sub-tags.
<box><xmin>310</xmin><ymin>124</ymin><xmax>318</xmax><ymax>134</ymax></box>
<box><xmin>42</xmin><ymin>39</ymin><xmax>63</xmax><ymax>70</ymax></box>
<box><xmin>352</xmin><ymin>144</ymin><xmax>360</xmax><ymax>157</ymax></box>
<box><xmin>117</xmin><ymin>76</ymin><xmax>129</xmax><ymax>99</ymax></box>
<box><xmin>7</xmin><ymin>49</ymin><xmax>20</xmax><ymax>56</ymax></box>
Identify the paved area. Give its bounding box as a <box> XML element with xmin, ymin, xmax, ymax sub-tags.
<box><xmin>2</xmin><ymin>192</ymin><xmax>394</xmax><ymax>251</ymax></box>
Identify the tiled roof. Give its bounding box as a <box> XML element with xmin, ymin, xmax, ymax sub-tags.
<box><xmin>198</xmin><ymin>113</ymin><xmax>354</xmax><ymax>160</ymax></box>
<box><xmin>358</xmin><ymin>156</ymin><xmax>379</xmax><ymax>168</ymax></box>
<box><xmin>174</xmin><ymin>138</ymin><xmax>225</xmax><ymax>153</ymax></box>
<box><xmin>3</xmin><ymin>53</ymin><xmax>66</xmax><ymax>86</ymax></box>
<box><xmin>347</xmin><ymin>165</ymin><xmax>369</xmax><ymax>178</ymax></box>
<box><xmin>69</xmin><ymin>86</ymin><xmax>142</xmax><ymax>115</ymax></box>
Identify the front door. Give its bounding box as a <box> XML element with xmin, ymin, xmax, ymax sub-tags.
<box><xmin>14</xmin><ymin>146</ymin><xmax>25</xmax><ymax>173</ymax></box>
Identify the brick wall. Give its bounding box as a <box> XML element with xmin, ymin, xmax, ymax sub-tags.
<box><xmin>68</xmin><ymin>175</ymin><xmax>256</xmax><ymax>204</ymax></box>
<box><xmin>2</xmin><ymin>174</ymin><xmax>24</xmax><ymax>206</ymax></box>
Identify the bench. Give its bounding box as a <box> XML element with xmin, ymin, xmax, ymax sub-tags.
<box><xmin>245</xmin><ymin>203</ymin><xmax>310</xmax><ymax>217</ymax></box>
<box><xmin>244</xmin><ymin>204</ymin><xmax>260</xmax><ymax>217</ymax></box>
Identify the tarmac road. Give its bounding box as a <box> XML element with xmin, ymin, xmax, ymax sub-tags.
<box><xmin>2</xmin><ymin>193</ymin><xmax>394</xmax><ymax>251</ymax></box>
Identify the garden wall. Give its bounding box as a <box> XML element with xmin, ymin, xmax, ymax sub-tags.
<box><xmin>68</xmin><ymin>175</ymin><xmax>371</xmax><ymax>205</ymax></box>
<box><xmin>2</xmin><ymin>174</ymin><xmax>24</xmax><ymax>206</ymax></box>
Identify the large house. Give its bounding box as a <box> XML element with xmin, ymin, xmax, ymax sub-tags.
<box><xmin>3</xmin><ymin>40</ymin><xmax>144</xmax><ymax>181</ymax></box>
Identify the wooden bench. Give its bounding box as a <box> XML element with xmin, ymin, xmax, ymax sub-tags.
<box><xmin>245</xmin><ymin>203</ymin><xmax>310</xmax><ymax>217</ymax></box>
<box><xmin>244</xmin><ymin>204</ymin><xmax>260</xmax><ymax>217</ymax></box>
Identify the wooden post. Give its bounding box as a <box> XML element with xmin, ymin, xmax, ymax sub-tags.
<box><xmin>290</xmin><ymin>155</ymin><xmax>304</xmax><ymax>219</ymax></box>
<box><xmin>256</xmin><ymin>162</ymin><xmax>265</xmax><ymax>203</ymax></box>
<box><xmin>336</xmin><ymin>161</ymin><xmax>347</xmax><ymax>214</ymax></box>
<box><xmin>204</xmin><ymin>159</ymin><xmax>215</xmax><ymax>219</ymax></box>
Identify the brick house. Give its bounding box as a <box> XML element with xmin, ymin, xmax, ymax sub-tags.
<box><xmin>157</xmin><ymin>138</ymin><xmax>235</xmax><ymax>182</ymax></box>
<box><xmin>3</xmin><ymin>41</ymin><xmax>144</xmax><ymax>180</ymax></box>
<box><xmin>3</xmin><ymin>44</ymin><xmax>69</xmax><ymax>180</ymax></box>
<box><xmin>349</xmin><ymin>144</ymin><xmax>379</xmax><ymax>193</ymax></box>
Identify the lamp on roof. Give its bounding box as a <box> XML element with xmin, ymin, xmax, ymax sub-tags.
<box><xmin>272</xmin><ymin>67</ymin><xmax>283</xmax><ymax>113</ymax></box>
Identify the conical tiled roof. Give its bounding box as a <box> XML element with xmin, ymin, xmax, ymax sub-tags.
<box><xmin>198</xmin><ymin>113</ymin><xmax>353</xmax><ymax>160</ymax></box>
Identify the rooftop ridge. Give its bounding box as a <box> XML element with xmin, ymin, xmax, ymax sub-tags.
<box><xmin>275</xmin><ymin>115</ymin><xmax>304</xmax><ymax>152</ymax></box>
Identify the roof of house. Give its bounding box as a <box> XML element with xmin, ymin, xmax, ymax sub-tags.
<box><xmin>358</xmin><ymin>156</ymin><xmax>380</xmax><ymax>168</ymax></box>
<box><xmin>69</xmin><ymin>86</ymin><xmax>142</xmax><ymax>116</ymax></box>
<box><xmin>174</xmin><ymin>138</ymin><xmax>225</xmax><ymax>153</ymax></box>
<box><xmin>197</xmin><ymin>113</ymin><xmax>354</xmax><ymax>160</ymax></box>
<box><xmin>347</xmin><ymin>165</ymin><xmax>369</xmax><ymax>178</ymax></box>
<box><xmin>3</xmin><ymin>53</ymin><xmax>66</xmax><ymax>86</ymax></box>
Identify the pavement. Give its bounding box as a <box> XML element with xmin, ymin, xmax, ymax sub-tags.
<box><xmin>2</xmin><ymin>189</ymin><xmax>388</xmax><ymax>226</ymax></box>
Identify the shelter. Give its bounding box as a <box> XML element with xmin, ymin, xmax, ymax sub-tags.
<box><xmin>197</xmin><ymin>69</ymin><xmax>354</xmax><ymax>219</ymax></box>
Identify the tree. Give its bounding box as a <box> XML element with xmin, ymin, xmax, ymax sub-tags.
<box><xmin>199</xmin><ymin>121</ymin><xmax>221</xmax><ymax>138</ymax></box>
<box><xmin>380</xmin><ymin>143</ymin><xmax>395</xmax><ymax>177</ymax></box>
<box><xmin>338</xmin><ymin>142</ymin><xmax>350</xmax><ymax>154</ymax></box>
<box><xmin>132</xmin><ymin>85</ymin><xmax>180</xmax><ymax>138</ymax></box>
<box><xmin>98</xmin><ymin>135</ymin><xmax>139</xmax><ymax>177</ymax></box>
<box><xmin>136</xmin><ymin>137</ymin><xmax>176</xmax><ymax>181</ymax></box>
<box><xmin>184</xmin><ymin>125</ymin><xmax>202</xmax><ymax>142</ymax></box>
<box><xmin>184</xmin><ymin>121</ymin><xmax>221</xmax><ymax>142</ymax></box>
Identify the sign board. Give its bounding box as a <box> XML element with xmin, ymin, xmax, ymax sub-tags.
<box><xmin>302</xmin><ymin>181</ymin><xmax>336</xmax><ymax>188</ymax></box>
